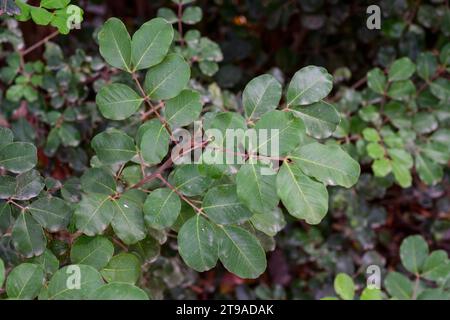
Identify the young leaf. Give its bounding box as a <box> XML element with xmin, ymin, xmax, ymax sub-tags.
<box><xmin>131</xmin><ymin>17</ymin><xmax>174</xmax><ymax>71</ymax></box>
<box><xmin>96</xmin><ymin>83</ymin><xmax>144</xmax><ymax>120</ymax></box>
<box><xmin>334</xmin><ymin>273</ymin><xmax>355</xmax><ymax>300</ymax></box>
<box><xmin>218</xmin><ymin>225</ymin><xmax>266</xmax><ymax>279</ymax></box>
<box><xmin>144</xmin><ymin>53</ymin><xmax>190</xmax><ymax>100</ymax></box>
<box><xmin>70</xmin><ymin>236</ymin><xmax>115</xmax><ymax>270</ymax></box>
<box><xmin>290</xmin><ymin>143</ymin><xmax>360</xmax><ymax>188</ymax></box>
<box><xmin>6</xmin><ymin>263</ymin><xmax>44</xmax><ymax>300</ymax></box>
<box><xmin>276</xmin><ymin>161</ymin><xmax>328</xmax><ymax>224</ymax></box>
<box><xmin>178</xmin><ymin>215</ymin><xmax>218</xmax><ymax>272</ymax></box>
<box><xmin>287</xmin><ymin>66</ymin><xmax>333</xmax><ymax>106</ymax></box>
<box><xmin>143</xmin><ymin>188</ymin><xmax>181</xmax><ymax>230</ymax></box>
<box><xmin>243</xmin><ymin>74</ymin><xmax>282</xmax><ymax>120</ymax></box>
<box><xmin>98</xmin><ymin>18</ymin><xmax>132</xmax><ymax>72</ymax></box>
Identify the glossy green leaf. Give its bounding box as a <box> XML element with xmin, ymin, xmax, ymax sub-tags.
<box><xmin>291</xmin><ymin>101</ymin><xmax>340</xmax><ymax>139</ymax></box>
<box><xmin>80</xmin><ymin>168</ymin><xmax>116</xmax><ymax>195</ymax></box>
<box><xmin>12</xmin><ymin>170</ymin><xmax>45</xmax><ymax>201</ymax></box>
<box><xmin>28</xmin><ymin>197</ymin><xmax>73</xmax><ymax>232</ymax></box>
<box><xmin>367</xmin><ymin>68</ymin><xmax>386</xmax><ymax>94</ymax></box>
<box><xmin>91</xmin><ymin>129</ymin><xmax>136</xmax><ymax>165</ymax></box>
<box><xmin>101</xmin><ymin>253</ymin><xmax>141</xmax><ymax>284</ymax></box>
<box><xmin>140</xmin><ymin>119</ymin><xmax>170</xmax><ymax>165</ymax></box>
<box><xmin>98</xmin><ymin>18</ymin><xmax>132</xmax><ymax>72</ymax></box>
<box><xmin>415</xmin><ymin>154</ymin><xmax>443</xmax><ymax>185</ymax></box>
<box><xmin>0</xmin><ymin>142</ymin><xmax>37</xmax><ymax>173</ymax></box>
<box><xmin>250</xmin><ymin>207</ymin><xmax>286</xmax><ymax>237</ymax></box>
<box><xmin>169</xmin><ymin>164</ymin><xmax>212</xmax><ymax>197</ymax></box>
<box><xmin>164</xmin><ymin>89</ymin><xmax>203</xmax><ymax>128</ymax></box>
<box><xmin>111</xmin><ymin>192</ymin><xmax>146</xmax><ymax>245</ymax></box>
<box><xmin>388</xmin><ymin>57</ymin><xmax>416</xmax><ymax>81</ymax></box>
<box><xmin>143</xmin><ymin>188</ymin><xmax>181</xmax><ymax>230</ymax></box>
<box><xmin>12</xmin><ymin>213</ymin><xmax>46</xmax><ymax>258</ymax></box>
<box><xmin>6</xmin><ymin>263</ymin><xmax>44</xmax><ymax>300</ymax></box>
<box><xmin>75</xmin><ymin>194</ymin><xmax>115</xmax><ymax>236</ymax></box>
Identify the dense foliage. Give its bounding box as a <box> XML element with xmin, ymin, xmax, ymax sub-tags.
<box><xmin>0</xmin><ymin>0</ymin><xmax>449</xmax><ymax>300</ymax></box>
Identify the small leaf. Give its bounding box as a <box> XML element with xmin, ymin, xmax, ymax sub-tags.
<box><xmin>164</xmin><ymin>89</ymin><xmax>203</xmax><ymax>128</ymax></box>
<box><xmin>75</xmin><ymin>194</ymin><xmax>115</xmax><ymax>236</ymax></box>
<box><xmin>31</xmin><ymin>249</ymin><xmax>59</xmax><ymax>275</ymax></box>
<box><xmin>30</xmin><ymin>7</ymin><xmax>53</xmax><ymax>25</ymax></box>
<box><xmin>143</xmin><ymin>188</ymin><xmax>181</xmax><ymax>230</ymax></box>
<box><xmin>334</xmin><ymin>273</ymin><xmax>355</xmax><ymax>300</ymax></box>
<box><xmin>421</xmin><ymin>250</ymin><xmax>450</xmax><ymax>282</ymax></box>
<box><xmin>131</xmin><ymin>17</ymin><xmax>174</xmax><ymax>71</ymax></box>
<box><xmin>360</xmin><ymin>288</ymin><xmax>383</xmax><ymax>300</ymax></box>
<box><xmin>218</xmin><ymin>225</ymin><xmax>266</xmax><ymax>279</ymax></box>
<box><xmin>388</xmin><ymin>57</ymin><xmax>416</xmax><ymax>81</ymax></box>
<box><xmin>140</xmin><ymin>119</ymin><xmax>170</xmax><ymax>165</ymax></box>
<box><xmin>111</xmin><ymin>192</ymin><xmax>146</xmax><ymax>245</ymax></box>
<box><xmin>169</xmin><ymin>164</ymin><xmax>212</xmax><ymax>197</ymax></box>
<box><xmin>98</xmin><ymin>18</ymin><xmax>132</xmax><ymax>71</ymax></box>
<box><xmin>144</xmin><ymin>53</ymin><xmax>190</xmax><ymax>100</ymax></box>
<box><xmin>6</xmin><ymin>263</ymin><xmax>44</xmax><ymax>300</ymax></box>
<box><xmin>41</xmin><ymin>0</ymin><xmax>70</xmax><ymax>9</ymax></box>
<box><xmin>178</xmin><ymin>215</ymin><xmax>218</xmax><ymax>272</ymax></box>
<box><xmin>80</xmin><ymin>168</ymin><xmax>116</xmax><ymax>195</ymax></box>
<box><xmin>182</xmin><ymin>6</ymin><xmax>202</xmax><ymax>24</ymax></box>
<box><xmin>367</xmin><ymin>68</ymin><xmax>387</xmax><ymax>94</ymax></box>
<box><xmin>287</xmin><ymin>66</ymin><xmax>333</xmax><ymax>106</ymax></box>
<box><xmin>70</xmin><ymin>236</ymin><xmax>114</xmax><ymax>270</ymax></box>
<box><xmin>384</xmin><ymin>272</ymin><xmax>413</xmax><ymax>300</ymax></box>
<box><xmin>101</xmin><ymin>253</ymin><xmax>141</xmax><ymax>284</ymax></box>
<box><xmin>243</xmin><ymin>74</ymin><xmax>282</xmax><ymax>120</ymax></box>
<box><xmin>96</xmin><ymin>83</ymin><xmax>143</xmax><ymax>120</ymax></box>
<box><xmin>12</xmin><ymin>170</ymin><xmax>45</xmax><ymax>201</ymax></box>
<box><xmin>417</xmin><ymin>52</ymin><xmax>438</xmax><ymax>81</ymax></box>
<box><xmin>415</xmin><ymin>154</ymin><xmax>443</xmax><ymax>185</ymax></box>
<box><xmin>400</xmin><ymin>235</ymin><xmax>429</xmax><ymax>274</ymax></box>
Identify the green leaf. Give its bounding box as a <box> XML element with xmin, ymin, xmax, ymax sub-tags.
<box><xmin>0</xmin><ymin>142</ymin><xmax>37</xmax><ymax>173</ymax></box>
<box><xmin>80</xmin><ymin>168</ymin><xmax>116</xmax><ymax>195</ymax></box>
<box><xmin>243</xmin><ymin>74</ymin><xmax>282</xmax><ymax>120</ymax></box>
<box><xmin>144</xmin><ymin>53</ymin><xmax>190</xmax><ymax>100</ymax></box>
<box><xmin>70</xmin><ymin>236</ymin><xmax>114</xmax><ymax>270</ymax></box>
<box><xmin>157</xmin><ymin>8</ymin><xmax>177</xmax><ymax>23</ymax></box>
<box><xmin>31</xmin><ymin>249</ymin><xmax>59</xmax><ymax>275</ymax></box>
<box><xmin>101</xmin><ymin>253</ymin><xmax>141</xmax><ymax>284</ymax></box>
<box><xmin>388</xmin><ymin>57</ymin><xmax>416</xmax><ymax>81</ymax></box>
<box><xmin>334</xmin><ymin>273</ymin><xmax>355</xmax><ymax>300</ymax></box>
<box><xmin>12</xmin><ymin>170</ymin><xmax>45</xmax><ymax>201</ymax></box>
<box><xmin>92</xmin><ymin>283</ymin><xmax>149</xmax><ymax>300</ymax></box>
<box><xmin>362</xmin><ymin>128</ymin><xmax>380</xmax><ymax>142</ymax></box>
<box><xmin>417</xmin><ymin>52</ymin><xmax>438</xmax><ymax>81</ymax></box>
<box><xmin>98</xmin><ymin>18</ymin><xmax>132</xmax><ymax>72</ymax></box>
<box><xmin>218</xmin><ymin>225</ymin><xmax>266</xmax><ymax>279</ymax></box>
<box><xmin>12</xmin><ymin>213</ymin><xmax>46</xmax><ymax>258</ymax></box>
<box><xmin>130</xmin><ymin>237</ymin><xmax>160</xmax><ymax>263</ymax></box>
<box><xmin>291</xmin><ymin>143</ymin><xmax>360</xmax><ymax>188</ymax></box>
<box><xmin>178</xmin><ymin>215</ymin><xmax>218</xmax><ymax>272</ymax></box>
<box><xmin>203</xmin><ymin>185</ymin><xmax>253</xmax><ymax>225</ymax></box>
<box><xmin>415</xmin><ymin>154</ymin><xmax>443</xmax><ymax>185</ymax></box>
<box><xmin>366</xmin><ymin>143</ymin><xmax>385</xmax><ymax>159</ymax></box>
<box><xmin>0</xmin><ymin>258</ymin><xmax>4</xmax><ymax>288</ymax></box>
<box><xmin>367</xmin><ymin>68</ymin><xmax>387</xmax><ymax>94</ymax></box>
<box><xmin>75</xmin><ymin>193</ymin><xmax>115</xmax><ymax>236</ymax></box>
<box><xmin>389</xmin><ymin>148</ymin><xmax>413</xmax><ymax>188</ymax></box>
<box><xmin>400</xmin><ymin>235</ymin><xmax>429</xmax><ymax>274</ymax></box>
<box><xmin>236</xmin><ymin>163</ymin><xmax>279</xmax><ymax>214</ymax></box>
<box><xmin>41</xmin><ymin>0</ymin><xmax>70</xmax><ymax>9</ymax></box>
<box><xmin>96</xmin><ymin>83</ymin><xmax>143</xmax><ymax>121</ymax></box>
<box><xmin>253</xmin><ymin>110</ymin><xmax>305</xmax><ymax>156</ymax></box>
<box><xmin>276</xmin><ymin>161</ymin><xmax>328</xmax><ymax>224</ymax></box>
<box><xmin>0</xmin><ymin>176</ymin><xmax>15</xmax><ymax>200</ymax></box>
<box><xmin>388</xmin><ymin>80</ymin><xmax>416</xmax><ymax>101</ymax></box>
<box><xmin>360</xmin><ymin>288</ymin><xmax>383</xmax><ymax>300</ymax></box>
<box><xmin>421</xmin><ymin>250</ymin><xmax>450</xmax><ymax>282</ymax></box>
<box><xmin>30</xmin><ymin>7</ymin><xmax>53</xmax><ymax>25</ymax></box>
<box><xmin>28</xmin><ymin>197</ymin><xmax>73</xmax><ymax>232</ymax></box>
<box><xmin>131</xmin><ymin>17</ymin><xmax>174</xmax><ymax>71</ymax></box>
<box><xmin>111</xmin><ymin>192</ymin><xmax>146</xmax><ymax>245</ymax></box>
<box><xmin>143</xmin><ymin>188</ymin><xmax>181</xmax><ymax>230</ymax></box>
<box><xmin>250</xmin><ymin>207</ymin><xmax>286</xmax><ymax>237</ymax></box>
<box><xmin>140</xmin><ymin>119</ymin><xmax>170</xmax><ymax>165</ymax></box>
<box><xmin>291</xmin><ymin>101</ymin><xmax>340</xmax><ymax>139</ymax></box>
<box><xmin>91</xmin><ymin>129</ymin><xmax>136</xmax><ymax>165</ymax></box>
<box><xmin>47</xmin><ymin>265</ymin><xmax>104</xmax><ymax>300</ymax></box>
<box><xmin>182</xmin><ymin>6</ymin><xmax>202</xmax><ymax>24</ymax></box>
<box><xmin>0</xmin><ymin>127</ymin><xmax>13</xmax><ymax>149</ymax></box>
<box><xmin>287</xmin><ymin>66</ymin><xmax>333</xmax><ymax>106</ymax></box>
<box><xmin>169</xmin><ymin>164</ymin><xmax>212</xmax><ymax>197</ymax></box>
<box><xmin>430</xmin><ymin>78</ymin><xmax>450</xmax><ymax>101</ymax></box>
<box><xmin>372</xmin><ymin>158</ymin><xmax>392</xmax><ymax>177</ymax></box>
<box><xmin>384</xmin><ymin>272</ymin><xmax>413</xmax><ymax>300</ymax></box>
<box><xmin>164</xmin><ymin>89</ymin><xmax>203</xmax><ymax>128</ymax></box>
<box><xmin>6</xmin><ymin>263</ymin><xmax>44</xmax><ymax>300</ymax></box>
